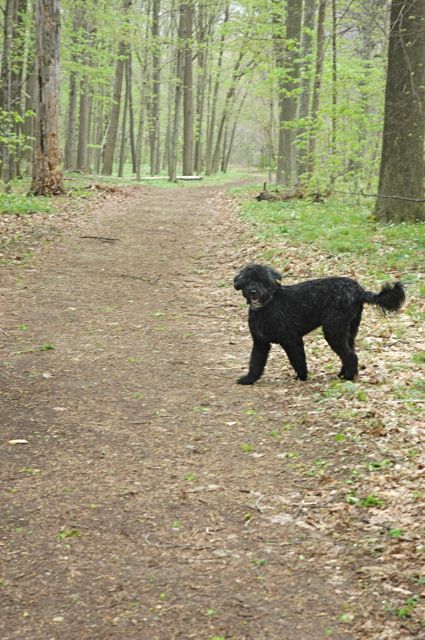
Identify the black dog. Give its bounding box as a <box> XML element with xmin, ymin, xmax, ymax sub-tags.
<box><xmin>234</xmin><ymin>264</ymin><xmax>405</xmax><ymax>384</ymax></box>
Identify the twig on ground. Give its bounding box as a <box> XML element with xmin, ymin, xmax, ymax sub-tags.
<box><xmin>118</xmin><ymin>273</ymin><xmax>160</xmax><ymax>284</ymax></box>
<box><xmin>80</xmin><ymin>235</ymin><xmax>120</xmax><ymax>243</ymax></box>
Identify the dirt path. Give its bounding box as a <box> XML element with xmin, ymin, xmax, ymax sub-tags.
<box><xmin>0</xmin><ymin>185</ymin><xmax>419</xmax><ymax>639</ymax></box>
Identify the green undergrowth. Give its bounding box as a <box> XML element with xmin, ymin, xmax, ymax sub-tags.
<box><xmin>0</xmin><ymin>168</ymin><xmax>255</xmax><ymax>216</ymax></box>
<box><xmin>133</xmin><ymin>167</ymin><xmax>255</xmax><ymax>189</ymax></box>
<box><xmin>0</xmin><ymin>192</ymin><xmax>52</xmax><ymax>216</ymax></box>
<box><xmin>232</xmin><ymin>185</ymin><xmax>425</xmax><ymax>280</ymax></box>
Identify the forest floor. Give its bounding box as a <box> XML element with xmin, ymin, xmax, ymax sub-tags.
<box><xmin>0</xmin><ymin>182</ymin><xmax>423</xmax><ymax>640</ymax></box>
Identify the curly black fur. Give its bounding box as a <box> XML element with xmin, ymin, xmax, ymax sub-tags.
<box><xmin>234</xmin><ymin>264</ymin><xmax>405</xmax><ymax>384</ymax></box>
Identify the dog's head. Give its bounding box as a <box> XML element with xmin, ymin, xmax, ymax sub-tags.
<box><xmin>234</xmin><ymin>264</ymin><xmax>282</xmax><ymax>311</ymax></box>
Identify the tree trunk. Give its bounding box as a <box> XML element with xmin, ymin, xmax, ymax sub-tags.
<box><xmin>205</xmin><ymin>3</ymin><xmax>229</xmax><ymax>175</ymax></box>
<box><xmin>64</xmin><ymin>70</ymin><xmax>78</xmax><ymax>169</ymax></box>
<box><xmin>76</xmin><ymin>76</ymin><xmax>91</xmax><ymax>172</ymax></box>
<box><xmin>193</xmin><ymin>3</ymin><xmax>208</xmax><ymax>174</ymax></box>
<box><xmin>149</xmin><ymin>0</ymin><xmax>161</xmax><ymax>175</ymax></box>
<box><xmin>296</xmin><ymin>0</ymin><xmax>316</xmax><ymax>178</ymax></box>
<box><xmin>9</xmin><ymin>0</ymin><xmax>28</xmax><ymax>178</ymax></box>
<box><xmin>19</xmin><ymin>0</ymin><xmax>33</xmax><ymax>175</ymax></box>
<box><xmin>182</xmin><ymin>1</ymin><xmax>194</xmax><ymax>175</ymax></box>
<box><xmin>136</xmin><ymin>11</ymin><xmax>151</xmax><ymax>179</ymax></box>
<box><xmin>211</xmin><ymin>47</ymin><xmax>247</xmax><ymax>174</ymax></box>
<box><xmin>375</xmin><ymin>0</ymin><xmax>425</xmax><ymax>222</ymax></box>
<box><xmin>22</xmin><ymin>63</ymin><xmax>36</xmax><ymax>173</ymax></box>
<box><xmin>0</xmin><ymin>0</ymin><xmax>13</xmax><ymax>184</ymax></box>
<box><xmin>102</xmin><ymin>0</ymin><xmax>132</xmax><ymax>175</ymax></box>
<box><xmin>221</xmin><ymin>87</ymin><xmax>248</xmax><ymax>172</ymax></box>
<box><xmin>30</xmin><ymin>0</ymin><xmax>63</xmax><ymax>196</ymax></box>
<box><xmin>168</xmin><ymin>4</ymin><xmax>184</xmax><ymax>181</ymax></box>
<box><xmin>274</xmin><ymin>0</ymin><xmax>303</xmax><ymax>186</ymax></box>
<box><xmin>63</xmin><ymin>8</ymin><xmax>83</xmax><ymax>170</ymax></box>
<box><xmin>118</xmin><ymin>62</ymin><xmax>129</xmax><ymax>177</ymax></box>
<box><xmin>306</xmin><ymin>0</ymin><xmax>327</xmax><ymax>179</ymax></box>
<box><xmin>162</xmin><ymin>73</ymin><xmax>173</xmax><ymax>171</ymax></box>
<box><xmin>135</xmin><ymin>104</ymin><xmax>144</xmax><ymax>180</ymax></box>
<box><xmin>331</xmin><ymin>0</ymin><xmax>337</xmax><ymax>159</ymax></box>
<box><xmin>93</xmin><ymin>85</ymin><xmax>105</xmax><ymax>174</ymax></box>
<box><xmin>127</xmin><ymin>54</ymin><xmax>137</xmax><ymax>174</ymax></box>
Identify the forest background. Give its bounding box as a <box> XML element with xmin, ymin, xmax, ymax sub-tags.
<box><xmin>0</xmin><ymin>0</ymin><xmax>424</xmax><ymax>224</ymax></box>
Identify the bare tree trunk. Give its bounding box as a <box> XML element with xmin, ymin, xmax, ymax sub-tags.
<box><xmin>375</xmin><ymin>0</ymin><xmax>425</xmax><ymax>222</ymax></box>
<box><xmin>211</xmin><ymin>48</ymin><xmax>247</xmax><ymax>173</ymax></box>
<box><xmin>135</xmin><ymin>98</ymin><xmax>145</xmax><ymax>180</ymax></box>
<box><xmin>22</xmin><ymin>63</ymin><xmax>36</xmax><ymax>173</ymax></box>
<box><xmin>102</xmin><ymin>47</ymin><xmax>126</xmax><ymax>174</ymax></box>
<box><xmin>102</xmin><ymin>0</ymin><xmax>132</xmax><ymax>175</ymax></box>
<box><xmin>274</xmin><ymin>0</ymin><xmax>303</xmax><ymax>186</ymax></box>
<box><xmin>19</xmin><ymin>0</ymin><xmax>33</xmax><ymax>175</ymax></box>
<box><xmin>64</xmin><ymin>70</ymin><xmax>78</xmax><ymax>169</ymax></box>
<box><xmin>205</xmin><ymin>3</ymin><xmax>229</xmax><ymax>175</ymax></box>
<box><xmin>168</xmin><ymin>4</ymin><xmax>184</xmax><ymax>181</ymax></box>
<box><xmin>357</xmin><ymin>0</ymin><xmax>381</xmax><ymax>189</ymax></box>
<box><xmin>77</xmin><ymin>76</ymin><xmax>91</xmax><ymax>172</ymax></box>
<box><xmin>136</xmin><ymin>11</ymin><xmax>151</xmax><ymax>179</ymax></box>
<box><xmin>162</xmin><ymin>74</ymin><xmax>173</xmax><ymax>171</ymax></box>
<box><xmin>149</xmin><ymin>0</ymin><xmax>161</xmax><ymax>175</ymax></box>
<box><xmin>306</xmin><ymin>0</ymin><xmax>327</xmax><ymax>179</ymax></box>
<box><xmin>182</xmin><ymin>1</ymin><xmax>194</xmax><ymax>175</ymax></box>
<box><xmin>193</xmin><ymin>3</ymin><xmax>208</xmax><ymax>174</ymax></box>
<box><xmin>0</xmin><ymin>0</ymin><xmax>13</xmax><ymax>184</ymax></box>
<box><xmin>118</xmin><ymin>62</ymin><xmax>129</xmax><ymax>177</ymax></box>
<box><xmin>127</xmin><ymin>54</ymin><xmax>137</xmax><ymax>174</ymax></box>
<box><xmin>93</xmin><ymin>85</ymin><xmax>105</xmax><ymax>174</ymax></box>
<box><xmin>297</xmin><ymin>0</ymin><xmax>316</xmax><ymax>178</ymax></box>
<box><xmin>331</xmin><ymin>0</ymin><xmax>337</xmax><ymax>159</ymax></box>
<box><xmin>9</xmin><ymin>0</ymin><xmax>27</xmax><ymax>178</ymax></box>
<box><xmin>30</xmin><ymin>0</ymin><xmax>63</xmax><ymax>195</ymax></box>
<box><xmin>221</xmin><ymin>87</ymin><xmax>248</xmax><ymax>172</ymax></box>
<box><xmin>63</xmin><ymin>8</ymin><xmax>83</xmax><ymax>170</ymax></box>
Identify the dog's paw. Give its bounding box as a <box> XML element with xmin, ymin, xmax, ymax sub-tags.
<box><xmin>237</xmin><ymin>375</ymin><xmax>256</xmax><ymax>385</ymax></box>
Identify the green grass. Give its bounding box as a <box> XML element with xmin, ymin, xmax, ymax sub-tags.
<box><xmin>0</xmin><ymin>193</ymin><xmax>52</xmax><ymax>216</ymax></box>
<box><xmin>132</xmin><ymin>166</ymin><xmax>255</xmax><ymax>189</ymax></box>
<box><xmin>2</xmin><ymin>167</ymin><xmax>255</xmax><ymax>207</ymax></box>
<box><xmin>232</xmin><ymin>185</ymin><xmax>425</xmax><ymax>277</ymax></box>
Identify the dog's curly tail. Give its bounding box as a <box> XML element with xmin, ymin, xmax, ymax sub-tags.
<box><xmin>364</xmin><ymin>282</ymin><xmax>405</xmax><ymax>314</ymax></box>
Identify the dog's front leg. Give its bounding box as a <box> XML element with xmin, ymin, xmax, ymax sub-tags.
<box><xmin>237</xmin><ymin>341</ymin><xmax>271</xmax><ymax>385</ymax></box>
<box><xmin>281</xmin><ymin>339</ymin><xmax>308</xmax><ymax>381</ymax></box>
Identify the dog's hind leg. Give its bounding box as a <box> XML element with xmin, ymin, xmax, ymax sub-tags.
<box><xmin>338</xmin><ymin>309</ymin><xmax>363</xmax><ymax>378</ymax></box>
<box><xmin>237</xmin><ymin>341</ymin><xmax>271</xmax><ymax>385</ymax></box>
<box><xmin>323</xmin><ymin>322</ymin><xmax>358</xmax><ymax>380</ymax></box>
<box><xmin>348</xmin><ymin>308</ymin><xmax>363</xmax><ymax>351</ymax></box>
<box><xmin>281</xmin><ymin>339</ymin><xmax>308</xmax><ymax>381</ymax></box>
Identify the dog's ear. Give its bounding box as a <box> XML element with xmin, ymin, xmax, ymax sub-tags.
<box><xmin>234</xmin><ymin>272</ymin><xmax>245</xmax><ymax>290</ymax></box>
<box><xmin>268</xmin><ymin>266</ymin><xmax>282</xmax><ymax>284</ymax></box>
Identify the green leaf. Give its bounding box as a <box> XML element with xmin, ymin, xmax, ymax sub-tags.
<box><xmin>333</xmin><ymin>433</ymin><xmax>347</xmax><ymax>442</ymax></box>
<box><xmin>57</xmin><ymin>529</ymin><xmax>81</xmax><ymax>540</ymax></box>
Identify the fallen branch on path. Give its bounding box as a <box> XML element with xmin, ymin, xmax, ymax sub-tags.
<box><xmin>80</xmin><ymin>235</ymin><xmax>120</xmax><ymax>243</ymax></box>
<box><xmin>118</xmin><ymin>273</ymin><xmax>160</xmax><ymax>284</ymax></box>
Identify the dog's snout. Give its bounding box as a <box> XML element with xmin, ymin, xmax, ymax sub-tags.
<box><xmin>248</xmin><ymin>287</ymin><xmax>259</xmax><ymax>297</ymax></box>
